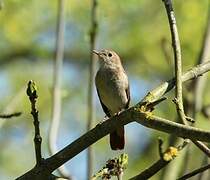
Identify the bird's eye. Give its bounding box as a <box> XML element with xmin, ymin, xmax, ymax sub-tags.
<box><xmin>108</xmin><ymin>53</ymin><xmax>112</xmax><ymax>57</ymax></box>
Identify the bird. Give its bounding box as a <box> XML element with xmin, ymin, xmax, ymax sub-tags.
<box><xmin>94</xmin><ymin>49</ymin><xmax>130</xmax><ymax>150</ymax></box>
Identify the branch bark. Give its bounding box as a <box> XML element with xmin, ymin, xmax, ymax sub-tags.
<box><xmin>26</xmin><ymin>80</ymin><xmax>43</xmax><ymax>166</ymax></box>
<box><xmin>177</xmin><ymin>163</ymin><xmax>210</xmax><ymax>180</ymax></box>
<box><xmin>16</xmin><ymin>61</ymin><xmax>210</xmax><ymax>180</ymax></box>
<box><xmin>163</xmin><ymin>0</ymin><xmax>210</xmax><ymax>158</ymax></box>
<box><xmin>162</xmin><ymin>0</ymin><xmax>187</xmax><ymax>125</ymax></box>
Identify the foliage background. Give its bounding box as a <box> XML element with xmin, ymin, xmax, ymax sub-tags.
<box><xmin>0</xmin><ymin>0</ymin><xmax>209</xmax><ymax>179</ymax></box>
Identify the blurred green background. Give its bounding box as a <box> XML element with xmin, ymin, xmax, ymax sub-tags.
<box><xmin>0</xmin><ymin>0</ymin><xmax>210</xmax><ymax>179</ymax></box>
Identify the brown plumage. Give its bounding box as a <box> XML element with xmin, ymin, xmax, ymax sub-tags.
<box><xmin>94</xmin><ymin>49</ymin><xmax>130</xmax><ymax>150</ymax></box>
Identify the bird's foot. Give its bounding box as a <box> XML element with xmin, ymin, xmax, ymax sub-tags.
<box><xmin>115</xmin><ymin>110</ymin><xmax>124</xmax><ymax>116</ymax></box>
<box><xmin>96</xmin><ymin>116</ymin><xmax>110</xmax><ymax>126</ymax></box>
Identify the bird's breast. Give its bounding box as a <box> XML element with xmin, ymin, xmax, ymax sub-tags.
<box><xmin>95</xmin><ymin>67</ymin><xmax>128</xmax><ymax>115</ymax></box>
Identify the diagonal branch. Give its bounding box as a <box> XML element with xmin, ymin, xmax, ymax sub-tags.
<box><xmin>16</xmin><ymin>61</ymin><xmax>210</xmax><ymax>180</ymax></box>
<box><xmin>177</xmin><ymin>163</ymin><xmax>210</xmax><ymax>180</ymax></box>
<box><xmin>129</xmin><ymin>140</ymin><xmax>188</xmax><ymax>180</ymax></box>
<box><xmin>142</xmin><ymin>61</ymin><xmax>210</xmax><ymax>103</ymax></box>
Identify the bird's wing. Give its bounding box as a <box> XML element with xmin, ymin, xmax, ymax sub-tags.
<box><xmin>96</xmin><ymin>88</ymin><xmax>111</xmax><ymax>117</ymax></box>
<box><xmin>125</xmin><ymin>84</ymin><xmax>130</xmax><ymax>109</ymax></box>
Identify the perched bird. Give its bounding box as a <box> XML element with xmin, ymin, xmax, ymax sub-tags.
<box><xmin>94</xmin><ymin>49</ymin><xmax>130</xmax><ymax>150</ymax></box>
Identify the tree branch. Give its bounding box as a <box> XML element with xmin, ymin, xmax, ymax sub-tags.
<box><xmin>0</xmin><ymin>112</ymin><xmax>21</xmax><ymax>119</ymax></box>
<box><xmin>26</xmin><ymin>80</ymin><xmax>43</xmax><ymax>166</ymax></box>
<box><xmin>129</xmin><ymin>140</ymin><xmax>187</xmax><ymax>180</ymax></box>
<box><xmin>16</xmin><ymin>61</ymin><xmax>210</xmax><ymax>180</ymax></box>
<box><xmin>87</xmin><ymin>0</ymin><xmax>98</xmax><ymax>178</ymax></box>
<box><xmin>177</xmin><ymin>163</ymin><xmax>210</xmax><ymax>180</ymax></box>
<box><xmin>163</xmin><ymin>0</ymin><xmax>187</xmax><ymax>126</ymax></box>
<box><xmin>150</xmin><ymin>0</ymin><xmax>210</xmax><ymax>157</ymax></box>
<box><xmin>142</xmin><ymin>61</ymin><xmax>210</xmax><ymax>103</ymax></box>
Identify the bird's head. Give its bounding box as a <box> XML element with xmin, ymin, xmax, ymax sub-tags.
<box><xmin>93</xmin><ymin>49</ymin><xmax>121</xmax><ymax>66</ymax></box>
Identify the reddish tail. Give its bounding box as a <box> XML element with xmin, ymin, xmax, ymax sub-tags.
<box><xmin>110</xmin><ymin>126</ymin><xmax>125</xmax><ymax>150</ymax></box>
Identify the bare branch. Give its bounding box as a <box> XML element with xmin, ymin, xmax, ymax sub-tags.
<box><xmin>142</xmin><ymin>61</ymin><xmax>210</xmax><ymax>103</ymax></box>
<box><xmin>16</xmin><ymin>61</ymin><xmax>210</xmax><ymax>180</ymax></box>
<box><xmin>0</xmin><ymin>112</ymin><xmax>21</xmax><ymax>119</ymax></box>
<box><xmin>162</xmin><ymin>0</ymin><xmax>187</xmax><ymax>126</ymax></box>
<box><xmin>26</xmin><ymin>80</ymin><xmax>43</xmax><ymax>166</ymax></box>
<box><xmin>177</xmin><ymin>163</ymin><xmax>210</xmax><ymax>180</ymax></box>
<box><xmin>129</xmin><ymin>140</ymin><xmax>186</xmax><ymax>180</ymax></box>
<box><xmin>192</xmin><ymin>140</ymin><xmax>210</xmax><ymax>157</ymax></box>
<box><xmin>87</xmin><ymin>0</ymin><xmax>98</xmax><ymax>178</ymax></box>
<box><xmin>153</xmin><ymin>1</ymin><xmax>210</xmax><ymax>158</ymax></box>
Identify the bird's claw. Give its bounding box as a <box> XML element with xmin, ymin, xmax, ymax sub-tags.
<box><xmin>96</xmin><ymin>116</ymin><xmax>109</xmax><ymax>126</ymax></box>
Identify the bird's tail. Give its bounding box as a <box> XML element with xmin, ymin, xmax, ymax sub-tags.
<box><xmin>110</xmin><ymin>126</ymin><xmax>125</xmax><ymax>150</ymax></box>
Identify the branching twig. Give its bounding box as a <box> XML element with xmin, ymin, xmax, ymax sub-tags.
<box><xmin>162</xmin><ymin>0</ymin><xmax>187</xmax><ymax>125</ymax></box>
<box><xmin>26</xmin><ymin>80</ymin><xmax>43</xmax><ymax>166</ymax></box>
<box><xmin>16</xmin><ymin>61</ymin><xmax>210</xmax><ymax>180</ymax></box>
<box><xmin>162</xmin><ymin>0</ymin><xmax>210</xmax><ymax>158</ymax></box>
<box><xmin>142</xmin><ymin>61</ymin><xmax>210</xmax><ymax>103</ymax></box>
<box><xmin>17</xmin><ymin>105</ymin><xmax>210</xmax><ymax>179</ymax></box>
<box><xmin>177</xmin><ymin>163</ymin><xmax>210</xmax><ymax>180</ymax></box>
<box><xmin>87</xmin><ymin>0</ymin><xmax>98</xmax><ymax>178</ymax></box>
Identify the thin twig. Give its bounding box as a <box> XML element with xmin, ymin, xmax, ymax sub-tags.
<box><xmin>0</xmin><ymin>112</ymin><xmax>21</xmax><ymax>119</ymax></box>
<box><xmin>26</xmin><ymin>80</ymin><xmax>43</xmax><ymax>166</ymax></box>
<box><xmin>186</xmin><ymin>0</ymin><xmax>210</xmax><ymax>159</ymax></box>
<box><xmin>130</xmin><ymin>140</ymin><xmax>185</xmax><ymax>180</ymax></box>
<box><xmin>192</xmin><ymin>140</ymin><xmax>210</xmax><ymax>157</ymax></box>
<box><xmin>163</xmin><ymin>0</ymin><xmax>187</xmax><ymax>124</ymax></box>
<box><xmin>87</xmin><ymin>0</ymin><xmax>98</xmax><ymax>178</ymax></box>
<box><xmin>143</xmin><ymin>61</ymin><xmax>210</xmax><ymax>103</ymax></box>
<box><xmin>0</xmin><ymin>87</ymin><xmax>25</xmax><ymax>128</ymax></box>
<box><xmin>16</xmin><ymin>61</ymin><xmax>210</xmax><ymax>180</ymax></box>
<box><xmin>130</xmin><ymin>158</ymin><xmax>170</xmax><ymax>180</ymax></box>
<box><xmin>49</xmin><ymin>0</ymin><xmax>71</xmax><ymax>178</ymax></box>
<box><xmin>177</xmin><ymin>164</ymin><xmax>210</xmax><ymax>180</ymax></box>
<box><xmin>163</xmin><ymin>0</ymin><xmax>210</xmax><ymax>157</ymax></box>
<box><xmin>17</xmin><ymin>105</ymin><xmax>210</xmax><ymax>179</ymax></box>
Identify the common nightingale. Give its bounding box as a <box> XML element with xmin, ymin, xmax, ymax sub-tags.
<box><xmin>94</xmin><ymin>49</ymin><xmax>130</xmax><ymax>150</ymax></box>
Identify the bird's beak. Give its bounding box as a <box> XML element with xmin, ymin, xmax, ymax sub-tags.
<box><xmin>93</xmin><ymin>50</ymin><xmax>99</xmax><ymax>55</ymax></box>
